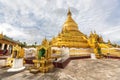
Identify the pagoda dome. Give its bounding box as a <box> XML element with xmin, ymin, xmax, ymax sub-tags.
<box><xmin>62</xmin><ymin>9</ymin><xmax>78</xmax><ymax>32</ymax></box>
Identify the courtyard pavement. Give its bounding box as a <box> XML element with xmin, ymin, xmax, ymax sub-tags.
<box><xmin>0</xmin><ymin>59</ymin><xmax>120</xmax><ymax>80</ymax></box>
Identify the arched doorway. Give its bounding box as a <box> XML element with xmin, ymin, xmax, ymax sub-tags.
<box><xmin>38</xmin><ymin>48</ymin><xmax>46</xmax><ymax>59</ymax></box>
<box><xmin>4</xmin><ymin>44</ymin><xmax>7</xmax><ymax>50</ymax></box>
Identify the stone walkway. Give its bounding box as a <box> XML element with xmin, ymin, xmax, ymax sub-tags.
<box><xmin>0</xmin><ymin>59</ymin><xmax>120</xmax><ymax>80</ymax></box>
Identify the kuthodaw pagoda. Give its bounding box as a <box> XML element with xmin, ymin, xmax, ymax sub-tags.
<box><xmin>49</xmin><ymin>9</ymin><xmax>119</xmax><ymax>58</ymax></box>
<box><xmin>51</xmin><ymin>9</ymin><xmax>89</xmax><ymax>48</ymax></box>
<box><xmin>51</xmin><ymin>9</ymin><xmax>110</xmax><ymax>48</ymax></box>
<box><xmin>0</xmin><ymin>9</ymin><xmax>120</xmax><ymax>73</ymax></box>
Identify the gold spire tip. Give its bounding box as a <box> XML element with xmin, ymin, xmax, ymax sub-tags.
<box><xmin>67</xmin><ymin>8</ymin><xmax>72</xmax><ymax>16</ymax></box>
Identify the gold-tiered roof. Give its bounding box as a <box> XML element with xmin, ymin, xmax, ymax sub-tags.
<box><xmin>62</xmin><ymin>8</ymin><xmax>78</xmax><ymax>32</ymax></box>
<box><xmin>51</xmin><ymin>9</ymin><xmax>90</xmax><ymax>48</ymax></box>
<box><xmin>0</xmin><ymin>33</ymin><xmax>20</xmax><ymax>45</ymax></box>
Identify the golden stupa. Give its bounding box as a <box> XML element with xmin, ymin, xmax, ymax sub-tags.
<box><xmin>49</xmin><ymin>8</ymin><xmax>120</xmax><ymax>58</ymax></box>
<box><xmin>51</xmin><ymin>9</ymin><xmax>89</xmax><ymax>48</ymax></box>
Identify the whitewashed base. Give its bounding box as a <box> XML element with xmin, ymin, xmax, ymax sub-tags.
<box><xmin>7</xmin><ymin>67</ymin><xmax>25</xmax><ymax>72</ymax></box>
<box><xmin>91</xmin><ymin>53</ymin><xmax>96</xmax><ymax>59</ymax></box>
<box><xmin>7</xmin><ymin>58</ymin><xmax>25</xmax><ymax>72</ymax></box>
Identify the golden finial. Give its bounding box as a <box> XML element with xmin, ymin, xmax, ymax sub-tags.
<box><xmin>0</xmin><ymin>32</ymin><xmax>3</xmax><ymax>38</ymax></box>
<box><xmin>90</xmin><ymin>31</ymin><xmax>93</xmax><ymax>34</ymax></box>
<box><xmin>100</xmin><ymin>35</ymin><xmax>102</xmax><ymax>38</ymax></box>
<box><xmin>44</xmin><ymin>37</ymin><xmax>47</xmax><ymax>41</ymax></box>
<box><xmin>94</xmin><ymin>30</ymin><xmax>96</xmax><ymax>34</ymax></box>
<box><xmin>1</xmin><ymin>32</ymin><xmax>3</xmax><ymax>35</ymax></box>
<box><xmin>67</xmin><ymin>8</ymin><xmax>72</xmax><ymax>16</ymax></box>
<box><xmin>108</xmin><ymin>39</ymin><xmax>111</xmax><ymax>43</ymax></box>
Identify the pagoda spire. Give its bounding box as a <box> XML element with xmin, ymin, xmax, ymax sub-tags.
<box><xmin>67</xmin><ymin>8</ymin><xmax>72</xmax><ymax>16</ymax></box>
<box><xmin>62</xmin><ymin>8</ymin><xmax>78</xmax><ymax>32</ymax></box>
<box><xmin>1</xmin><ymin>32</ymin><xmax>3</xmax><ymax>35</ymax></box>
<box><xmin>90</xmin><ymin>31</ymin><xmax>93</xmax><ymax>34</ymax></box>
<box><xmin>94</xmin><ymin>30</ymin><xmax>96</xmax><ymax>34</ymax></box>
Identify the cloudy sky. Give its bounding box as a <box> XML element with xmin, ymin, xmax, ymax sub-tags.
<box><xmin>0</xmin><ymin>0</ymin><xmax>120</xmax><ymax>45</ymax></box>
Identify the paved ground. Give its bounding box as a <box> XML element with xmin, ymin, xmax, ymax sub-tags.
<box><xmin>0</xmin><ymin>59</ymin><xmax>120</xmax><ymax>80</ymax></box>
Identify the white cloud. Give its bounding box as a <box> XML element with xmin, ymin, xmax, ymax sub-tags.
<box><xmin>0</xmin><ymin>0</ymin><xmax>120</xmax><ymax>44</ymax></box>
<box><xmin>102</xmin><ymin>26</ymin><xmax>120</xmax><ymax>35</ymax></box>
<box><xmin>101</xmin><ymin>26</ymin><xmax>120</xmax><ymax>43</ymax></box>
<box><xmin>0</xmin><ymin>23</ymin><xmax>25</xmax><ymax>37</ymax></box>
